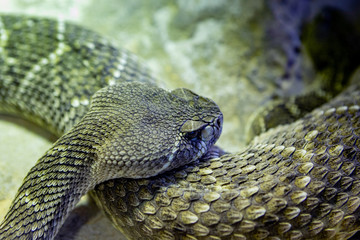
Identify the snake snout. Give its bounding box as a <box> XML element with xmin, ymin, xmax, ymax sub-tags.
<box><xmin>215</xmin><ymin>113</ymin><xmax>223</xmax><ymax>137</ymax></box>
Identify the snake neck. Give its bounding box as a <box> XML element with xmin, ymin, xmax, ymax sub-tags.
<box><xmin>0</xmin><ymin>81</ymin><xmax>223</xmax><ymax>240</ymax></box>
<box><xmin>0</xmin><ymin>118</ymin><xmax>104</xmax><ymax>240</ymax></box>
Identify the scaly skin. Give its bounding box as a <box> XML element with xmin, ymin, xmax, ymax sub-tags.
<box><xmin>0</xmin><ymin>14</ymin><xmax>359</xmax><ymax>240</ymax></box>
<box><xmin>92</xmin><ymin>80</ymin><xmax>360</xmax><ymax>240</ymax></box>
<box><xmin>0</xmin><ymin>15</ymin><xmax>222</xmax><ymax>239</ymax></box>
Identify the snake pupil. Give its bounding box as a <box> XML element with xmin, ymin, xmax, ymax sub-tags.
<box><xmin>185</xmin><ymin>130</ymin><xmax>200</xmax><ymax>141</ymax></box>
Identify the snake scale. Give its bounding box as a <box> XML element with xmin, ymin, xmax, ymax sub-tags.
<box><xmin>0</xmin><ymin>14</ymin><xmax>359</xmax><ymax>240</ymax></box>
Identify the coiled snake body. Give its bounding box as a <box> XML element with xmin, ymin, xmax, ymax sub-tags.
<box><xmin>0</xmin><ymin>15</ymin><xmax>359</xmax><ymax>240</ymax></box>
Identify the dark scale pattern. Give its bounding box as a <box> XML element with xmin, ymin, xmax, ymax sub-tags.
<box><xmin>92</xmin><ymin>81</ymin><xmax>360</xmax><ymax>240</ymax></box>
<box><xmin>0</xmin><ymin>15</ymin><xmax>223</xmax><ymax>239</ymax></box>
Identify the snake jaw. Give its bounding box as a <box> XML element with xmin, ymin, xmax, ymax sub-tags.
<box><xmin>126</xmin><ymin>111</ymin><xmax>223</xmax><ymax>178</ymax></box>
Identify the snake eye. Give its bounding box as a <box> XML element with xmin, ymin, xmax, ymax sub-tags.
<box><xmin>185</xmin><ymin>130</ymin><xmax>201</xmax><ymax>141</ymax></box>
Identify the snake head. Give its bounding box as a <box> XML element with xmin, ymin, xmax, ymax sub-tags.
<box><xmin>166</xmin><ymin>88</ymin><xmax>223</xmax><ymax>171</ymax></box>
<box><xmin>90</xmin><ymin>82</ymin><xmax>223</xmax><ymax>180</ymax></box>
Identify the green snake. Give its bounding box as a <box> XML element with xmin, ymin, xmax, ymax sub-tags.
<box><xmin>0</xmin><ymin>14</ymin><xmax>359</xmax><ymax>240</ymax></box>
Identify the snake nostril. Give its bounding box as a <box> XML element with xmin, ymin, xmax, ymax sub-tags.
<box><xmin>216</xmin><ymin>117</ymin><xmax>222</xmax><ymax>128</ymax></box>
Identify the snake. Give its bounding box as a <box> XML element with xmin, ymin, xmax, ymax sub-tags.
<box><xmin>0</xmin><ymin>14</ymin><xmax>223</xmax><ymax>239</ymax></box>
<box><xmin>0</xmin><ymin>14</ymin><xmax>359</xmax><ymax>240</ymax></box>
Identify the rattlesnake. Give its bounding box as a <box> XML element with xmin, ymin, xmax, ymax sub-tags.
<box><xmin>0</xmin><ymin>14</ymin><xmax>359</xmax><ymax>240</ymax></box>
<box><xmin>0</xmin><ymin>15</ymin><xmax>222</xmax><ymax>239</ymax></box>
